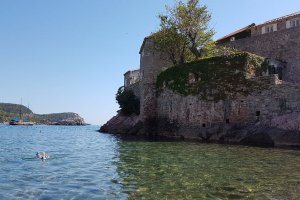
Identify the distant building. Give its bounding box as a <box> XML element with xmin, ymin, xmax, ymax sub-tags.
<box><xmin>124</xmin><ymin>69</ymin><xmax>140</xmax><ymax>87</ymax></box>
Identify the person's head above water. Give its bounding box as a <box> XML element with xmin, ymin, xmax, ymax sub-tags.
<box><xmin>36</xmin><ymin>152</ymin><xmax>49</xmax><ymax>160</ymax></box>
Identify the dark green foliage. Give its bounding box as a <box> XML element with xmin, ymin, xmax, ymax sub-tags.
<box><xmin>153</xmin><ymin>0</ymin><xmax>215</xmax><ymax>63</ymax></box>
<box><xmin>152</xmin><ymin>28</ymin><xmax>192</xmax><ymax>65</ymax></box>
<box><xmin>116</xmin><ymin>87</ymin><xmax>140</xmax><ymax>116</ymax></box>
<box><xmin>0</xmin><ymin>103</ymin><xmax>33</xmax><ymax>122</ymax></box>
<box><xmin>0</xmin><ymin>103</ymin><xmax>33</xmax><ymax>115</ymax></box>
<box><xmin>157</xmin><ymin>52</ymin><xmax>268</xmax><ymax>101</ymax></box>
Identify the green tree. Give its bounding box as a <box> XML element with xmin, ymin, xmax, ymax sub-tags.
<box><xmin>152</xmin><ymin>28</ymin><xmax>193</xmax><ymax>65</ymax></box>
<box><xmin>116</xmin><ymin>86</ymin><xmax>140</xmax><ymax>116</ymax></box>
<box><xmin>153</xmin><ymin>0</ymin><xmax>215</xmax><ymax>63</ymax></box>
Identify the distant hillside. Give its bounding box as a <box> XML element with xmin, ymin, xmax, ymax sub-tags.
<box><xmin>0</xmin><ymin>103</ymin><xmax>33</xmax><ymax>115</ymax></box>
<box><xmin>0</xmin><ymin>103</ymin><xmax>33</xmax><ymax>122</ymax></box>
<box><xmin>34</xmin><ymin>113</ymin><xmax>85</xmax><ymax>125</ymax></box>
<box><xmin>0</xmin><ymin>103</ymin><xmax>85</xmax><ymax>125</ymax></box>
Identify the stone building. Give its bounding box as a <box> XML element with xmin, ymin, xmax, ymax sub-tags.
<box><xmin>217</xmin><ymin>11</ymin><xmax>300</xmax><ymax>43</ymax></box>
<box><xmin>135</xmin><ymin>37</ymin><xmax>172</xmax><ymax>120</ymax></box>
<box><xmin>217</xmin><ymin>11</ymin><xmax>300</xmax><ymax>83</ymax></box>
<box><xmin>123</xmin><ymin>37</ymin><xmax>172</xmax><ymax>119</ymax></box>
<box><xmin>123</xmin><ymin>69</ymin><xmax>141</xmax><ymax>100</ymax></box>
<box><xmin>121</xmin><ymin>11</ymin><xmax>300</xmax><ymax>135</ymax></box>
<box><xmin>124</xmin><ymin>69</ymin><xmax>140</xmax><ymax>87</ymax></box>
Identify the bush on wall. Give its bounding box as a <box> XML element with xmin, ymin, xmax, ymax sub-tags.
<box><xmin>116</xmin><ymin>86</ymin><xmax>140</xmax><ymax>116</ymax></box>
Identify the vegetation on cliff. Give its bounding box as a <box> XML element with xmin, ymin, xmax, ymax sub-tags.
<box><xmin>156</xmin><ymin>52</ymin><xmax>268</xmax><ymax>101</ymax></box>
<box><xmin>116</xmin><ymin>87</ymin><xmax>140</xmax><ymax>116</ymax></box>
<box><xmin>0</xmin><ymin>103</ymin><xmax>33</xmax><ymax>122</ymax></box>
<box><xmin>152</xmin><ymin>0</ymin><xmax>215</xmax><ymax>65</ymax></box>
<box><xmin>0</xmin><ymin>103</ymin><xmax>32</xmax><ymax>115</ymax></box>
<box><xmin>0</xmin><ymin>103</ymin><xmax>85</xmax><ymax>125</ymax></box>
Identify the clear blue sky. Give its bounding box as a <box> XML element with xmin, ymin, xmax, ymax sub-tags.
<box><xmin>0</xmin><ymin>0</ymin><xmax>298</xmax><ymax>125</ymax></box>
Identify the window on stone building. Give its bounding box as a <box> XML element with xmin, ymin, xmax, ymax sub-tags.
<box><xmin>292</xmin><ymin>19</ymin><xmax>300</xmax><ymax>27</ymax></box>
<box><xmin>269</xmin><ymin>65</ymin><xmax>276</xmax><ymax>74</ymax></box>
<box><xmin>266</xmin><ymin>26</ymin><xmax>273</xmax><ymax>33</ymax></box>
<box><xmin>226</xmin><ymin>119</ymin><xmax>230</xmax><ymax>124</ymax></box>
<box><xmin>262</xmin><ymin>24</ymin><xmax>277</xmax><ymax>34</ymax></box>
<box><xmin>256</xmin><ymin>111</ymin><xmax>260</xmax><ymax>116</ymax></box>
<box><xmin>287</xmin><ymin>19</ymin><xmax>300</xmax><ymax>28</ymax></box>
<box><xmin>202</xmin><ymin>123</ymin><xmax>206</xmax><ymax>128</ymax></box>
<box><xmin>291</xmin><ymin>20</ymin><xmax>296</xmax><ymax>27</ymax></box>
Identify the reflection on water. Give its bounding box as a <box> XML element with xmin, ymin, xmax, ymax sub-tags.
<box><xmin>0</xmin><ymin>125</ymin><xmax>299</xmax><ymax>199</ymax></box>
<box><xmin>117</xmin><ymin>141</ymin><xmax>300</xmax><ymax>200</ymax></box>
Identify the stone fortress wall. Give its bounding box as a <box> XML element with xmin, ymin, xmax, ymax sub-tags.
<box><xmin>122</xmin><ymin>12</ymin><xmax>300</xmax><ymax>135</ymax></box>
<box><xmin>124</xmin><ymin>69</ymin><xmax>140</xmax><ymax>87</ymax></box>
<box><xmin>157</xmin><ymin>75</ymin><xmax>300</xmax><ymax>129</ymax></box>
<box><xmin>124</xmin><ymin>69</ymin><xmax>141</xmax><ymax>99</ymax></box>
<box><xmin>138</xmin><ymin>38</ymin><xmax>173</xmax><ymax>120</ymax></box>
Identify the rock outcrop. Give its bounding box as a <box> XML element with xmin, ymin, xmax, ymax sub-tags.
<box><xmin>35</xmin><ymin>113</ymin><xmax>85</xmax><ymax>125</ymax></box>
<box><xmin>100</xmin><ymin>115</ymin><xmax>300</xmax><ymax>149</ymax></box>
<box><xmin>100</xmin><ymin>114</ymin><xmax>142</xmax><ymax>135</ymax></box>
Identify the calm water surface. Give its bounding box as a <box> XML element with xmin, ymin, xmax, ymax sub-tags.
<box><xmin>0</xmin><ymin>125</ymin><xmax>299</xmax><ymax>199</ymax></box>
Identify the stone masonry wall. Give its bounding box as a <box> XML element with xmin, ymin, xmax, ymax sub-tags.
<box><xmin>250</xmin><ymin>13</ymin><xmax>300</xmax><ymax>36</ymax></box>
<box><xmin>223</xmin><ymin>26</ymin><xmax>300</xmax><ymax>83</ymax></box>
<box><xmin>125</xmin><ymin>81</ymin><xmax>141</xmax><ymax>100</ymax></box>
<box><xmin>139</xmin><ymin>38</ymin><xmax>173</xmax><ymax>120</ymax></box>
<box><xmin>157</xmin><ymin>75</ymin><xmax>300</xmax><ymax>128</ymax></box>
<box><xmin>124</xmin><ymin>70</ymin><xmax>140</xmax><ymax>87</ymax></box>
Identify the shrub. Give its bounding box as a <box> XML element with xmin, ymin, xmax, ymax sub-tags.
<box><xmin>116</xmin><ymin>86</ymin><xmax>140</xmax><ymax>116</ymax></box>
<box><xmin>156</xmin><ymin>52</ymin><xmax>268</xmax><ymax>101</ymax></box>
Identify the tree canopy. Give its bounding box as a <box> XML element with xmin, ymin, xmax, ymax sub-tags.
<box><xmin>152</xmin><ymin>0</ymin><xmax>215</xmax><ymax>65</ymax></box>
<box><xmin>116</xmin><ymin>87</ymin><xmax>140</xmax><ymax>116</ymax></box>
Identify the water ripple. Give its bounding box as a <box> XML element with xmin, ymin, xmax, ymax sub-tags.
<box><xmin>0</xmin><ymin>125</ymin><xmax>299</xmax><ymax>199</ymax></box>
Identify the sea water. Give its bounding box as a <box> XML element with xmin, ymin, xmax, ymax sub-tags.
<box><xmin>0</xmin><ymin>125</ymin><xmax>299</xmax><ymax>199</ymax></box>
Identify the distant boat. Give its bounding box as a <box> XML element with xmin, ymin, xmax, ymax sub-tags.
<box><xmin>9</xmin><ymin>100</ymin><xmax>35</xmax><ymax>126</ymax></box>
<box><xmin>9</xmin><ymin>118</ymin><xmax>35</xmax><ymax>126</ymax></box>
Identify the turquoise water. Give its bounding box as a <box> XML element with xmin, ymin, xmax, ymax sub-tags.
<box><xmin>0</xmin><ymin>125</ymin><xmax>299</xmax><ymax>199</ymax></box>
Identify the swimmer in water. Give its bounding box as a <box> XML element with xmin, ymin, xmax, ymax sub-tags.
<box><xmin>36</xmin><ymin>152</ymin><xmax>49</xmax><ymax>160</ymax></box>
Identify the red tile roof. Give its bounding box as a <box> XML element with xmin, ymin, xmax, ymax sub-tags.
<box><xmin>257</xmin><ymin>11</ymin><xmax>300</xmax><ymax>26</ymax></box>
<box><xmin>216</xmin><ymin>23</ymin><xmax>255</xmax><ymax>42</ymax></box>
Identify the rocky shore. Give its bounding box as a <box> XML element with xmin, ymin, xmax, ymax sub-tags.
<box><xmin>34</xmin><ymin>112</ymin><xmax>85</xmax><ymax>125</ymax></box>
<box><xmin>100</xmin><ymin>113</ymin><xmax>300</xmax><ymax>149</ymax></box>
